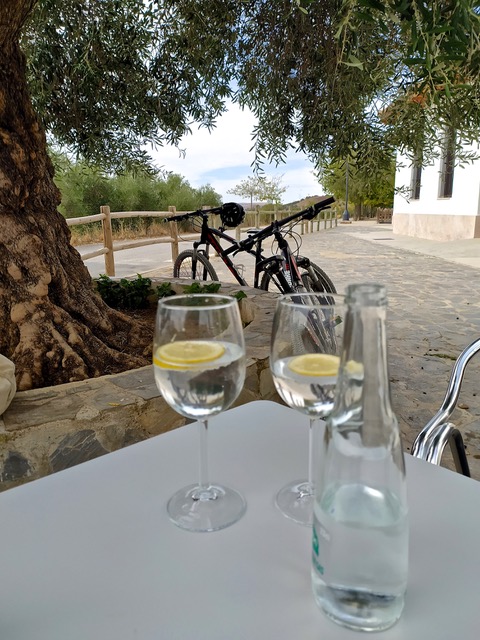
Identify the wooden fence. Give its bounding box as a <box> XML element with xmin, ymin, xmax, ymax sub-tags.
<box><xmin>66</xmin><ymin>206</ymin><xmax>338</xmax><ymax>277</ymax></box>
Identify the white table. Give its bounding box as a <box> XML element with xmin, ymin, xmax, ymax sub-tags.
<box><xmin>0</xmin><ymin>401</ymin><xmax>479</xmax><ymax>640</ymax></box>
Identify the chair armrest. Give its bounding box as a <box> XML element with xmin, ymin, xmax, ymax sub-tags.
<box><xmin>411</xmin><ymin>337</ymin><xmax>480</xmax><ymax>476</ymax></box>
<box><xmin>412</xmin><ymin>422</ymin><xmax>471</xmax><ymax>477</ymax></box>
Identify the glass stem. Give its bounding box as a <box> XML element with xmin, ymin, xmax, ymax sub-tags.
<box><xmin>198</xmin><ymin>419</ymin><xmax>210</xmax><ymax>490</ymax></box>
<box><xmin>308</xmin><ymin>417</ymin><xmax>316</xmax><ymax>490</ymax></box>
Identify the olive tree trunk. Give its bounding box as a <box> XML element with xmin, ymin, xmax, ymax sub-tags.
<box><xmin>0</xmin><ymin>3</ymin><xmax>150</xmax><ymax>390</ymax></box>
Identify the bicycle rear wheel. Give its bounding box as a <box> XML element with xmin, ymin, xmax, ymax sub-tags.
<box><xmin>259</xmin><ymin>269</ymin><xmax>292</xmax><ymax>293</ymax></box>
<box><xmin>259</xmin><ymin>262</ymin><xmax>336</xmax><ymax>295</ymax></box>
<box><xmin>173</xmin><ymin>250</ymin><xmax>219</xmax><ymax>281</ymax></box>
<box><xmin>300</xmin><ymin>262</ymin><xmax>336</xmax><ymax>294</ymax></box>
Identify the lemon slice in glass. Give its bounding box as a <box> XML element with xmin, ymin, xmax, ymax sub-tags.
<box><xmin>154</xmin><ymin>340</ymin><xmax>225</xmax><ymax>369</ymax></box>
<box><xmin>345</xmin><ymin>359</ymin><xmax>364</xmax><ymax>376</ymax></box>
<box><xmin>288</xmin><ymin>353</ymin><xmax>340</xmax><ymax>377</ymax></box>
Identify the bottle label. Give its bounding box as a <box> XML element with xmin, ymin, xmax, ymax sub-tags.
<box><xmin>312</xmin><ymin>519</ymin><xmax>329</xmax><ymax>576</ymax></box>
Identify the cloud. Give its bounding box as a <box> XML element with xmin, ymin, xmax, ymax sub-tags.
<box><xmin>149</xmin><ymin>102</ymin><xmax>324</xmax><ymax>204</ymax></box>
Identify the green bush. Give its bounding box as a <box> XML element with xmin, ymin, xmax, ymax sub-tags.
<box><xmin>95</xmin><ymin>274</ymin><xmax>153</xmax><ymax>310</ymax></box>
<box><xmin>95</xmin><ymin>276</ymin><xmax>245</xmax><ymax>310</ymax></box>
<box><xmin>54</xmin><ymin>153</ymin><xmax>223</xmax><ymax>226</ymax></box>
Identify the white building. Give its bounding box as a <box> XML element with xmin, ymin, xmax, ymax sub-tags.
<box><xmin>393</xmin><ymin>135</ymin><xmax>480</xmax><ymax>240</ymax></box>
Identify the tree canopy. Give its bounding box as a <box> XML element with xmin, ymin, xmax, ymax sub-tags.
<box><xmin>23</xmin><ymin>0</ymin><xmax>480</xmax><ymax>175</ymax></box>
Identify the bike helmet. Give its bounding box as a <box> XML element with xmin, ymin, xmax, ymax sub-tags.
<box><xmin>220</xmin><ymin>202</ymin><xmax>245</xmax><ymax>228</ymax></box>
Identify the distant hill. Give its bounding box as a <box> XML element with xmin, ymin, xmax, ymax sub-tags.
<box><xmin>283</xmin><ymin>196</ymin><xmax>324</xmax><ymax>209</ymax></box>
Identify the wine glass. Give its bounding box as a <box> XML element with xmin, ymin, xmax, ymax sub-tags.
<box><xmin>153</xmin><ymin>294</ymin><xmax>246</xmax><ymax>532</ymax></box>
<box><xmin>270</xmin><ymin>292</ymin><xmax>344</xmax><ymax>525</ymax></box>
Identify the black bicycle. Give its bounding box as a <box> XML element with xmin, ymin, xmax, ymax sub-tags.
<box><xmin>167</xmin><ymin>197</ymin><xmax>336</xmax><ymax>294</ymax></box>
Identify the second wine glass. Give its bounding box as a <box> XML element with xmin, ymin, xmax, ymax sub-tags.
<box><xmin>270</xmin><ymin>292</ymin><xmax>344</xmax><ymax>525</ymax></box>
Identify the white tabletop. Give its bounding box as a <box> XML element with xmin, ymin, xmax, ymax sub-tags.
<box><xmin>0</xmin><ymin>400</ymin><xmax>479</xmax><ymax>640</ymax></box>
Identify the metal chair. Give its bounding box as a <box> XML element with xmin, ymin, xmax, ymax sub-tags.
<box><xmin>411</xmin><ymin>337</ymin><xmax>480</xmax><ymax>477</ymax></box>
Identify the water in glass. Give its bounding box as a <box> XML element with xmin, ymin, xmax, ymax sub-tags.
<box><xmin>154</xmin><ymin>341</ymin><xmax>244</xmax><ymax>419</ymax></box>
<box><xmin>272</xmin><ymin>357</ymin><xmax>337</xmax><ymax>416</ymax></box>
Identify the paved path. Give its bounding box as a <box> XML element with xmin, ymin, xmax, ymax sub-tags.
<box><xmin>83</xmin><ymin>221</ymin><xmax>480</xmax><ymax>478</ymax></box>
<box><xmin>298</xmin><ymin>223</ymin><xmax>480</xmax><ymax>479</ymax></box>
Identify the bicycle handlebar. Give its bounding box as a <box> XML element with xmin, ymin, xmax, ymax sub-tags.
<box><xmin>163</xmin><ymin>195</ymin><xmax>334</xmax><ymax>256</ymax></box>
<box><xmin>163</xmin><ymin>202</ymin><xmax>241</xmax><ymax>223</ymax></box>
<box><xmin>237</xmin><ymin>195</ymin><xmax>335</xmax><ymax>251</ymax></box>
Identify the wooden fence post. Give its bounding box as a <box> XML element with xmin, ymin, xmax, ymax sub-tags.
<box><xmin>168</xmin><ymin>206</ymin><xmax>179</xmax><ymax>263</ymax></box>
<box><xmin>274</xmin><ymin>204</ymin><xmax>280</xmax><ymax>222</ymax></box>
<box><xmin>101</xmin><ymin>205</ymin><xmax>115</xmax><ymax>276</ymax></box>
<box><xmin>255</xmin><ymin>206</ymin><xmax>260</xmax><ymax>229</ymax></box>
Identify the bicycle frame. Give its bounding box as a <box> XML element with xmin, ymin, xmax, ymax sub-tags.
<box><xmin>190</xmin><ymin>216</ymin><xmax>251</xmax><ymax>285</ymax></box>
<box><xmin>190</xmin><ymin>215</ymin><xmax>299</xmax><ymax>292</ymax></box>
<box><xmin>260</xmin><ymin>222</ymin><xmax>305</xmax><ymax>293</ymax></box>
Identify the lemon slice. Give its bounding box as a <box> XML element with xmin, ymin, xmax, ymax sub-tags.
<box><xmin>154</xmin><ymin>340</ymin><xmax>225</xmax><ymax>369</ymax></box>
<box><xmin>288</xmin><ymin>353</ymin><xmax>340</xmax><ymax>377</ymax></box>
<box><xmin>345</xmin><ymin>359</ymin><xmax>364</xmax><ymax>376</ymax></box>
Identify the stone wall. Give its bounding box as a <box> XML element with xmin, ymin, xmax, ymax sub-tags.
<box><xmin>0</xmin><ymin>284</ymin><xmax>281</xmax><ymax>491</ymax></box>
<box><xmin>393</xmin><ymin>212</ymin><xmax>480</xmax><ymax>241</ymax></box>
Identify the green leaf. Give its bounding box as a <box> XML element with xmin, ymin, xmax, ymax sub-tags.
<box><xmin>357</xmin><ymin>0</ymin><xmax>386</xmax><ymax>12</ymax></box>
<box><xmin>156</xmin><ymin>282</ymin><xmax>176</xmax><ymax>298</ymax></box>
<box><xmin>182</xmin><ymin>282</ymin><xmax>221</xmax><ymax>294</ymax></box>
<box><xmin>404</xmin><ymin>57</ymin><xmax>427</xmax><ymax>66</ymax></box>
<box><xmin>233</xmin><ymin>290</ymin><xmax>247</xmax><ymax>301</ymax></box>
<box><xmin>343</xmin><ymin>54</ymin><xmax>364</xmax><ymax>70</ymax></box>
<box><xmin>354</xmin><ymin>11</ymin><xmax>376</xmax><ymax>23</ymax></box>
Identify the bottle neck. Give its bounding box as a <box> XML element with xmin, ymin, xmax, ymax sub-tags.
<box><xmin>333</xmin><ymin>286</ymin><xmax>397</xmax><ymax>447</ymax></box>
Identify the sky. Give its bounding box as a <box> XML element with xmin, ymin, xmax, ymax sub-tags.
<box><xmin>148</xmin><ymin>102</ymin><xmax>325</xmax><ymax>205</ymax></box>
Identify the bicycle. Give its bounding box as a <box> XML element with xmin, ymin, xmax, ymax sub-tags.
<box><xmin>167</xmin><ymin>197</ymin><xmax>336</xmax><ymax>294</ymax></box>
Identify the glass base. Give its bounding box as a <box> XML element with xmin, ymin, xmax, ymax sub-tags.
<box><xmin>317</xmin><ymin>585</ymin><xmax>404</xmax><ymax>632</ymax></box>
<box><xmin>275</xmin><ymin>480</ymin><xmax>314</xmax><ymax>526</ymax></box>
<box><xmin>167</xmin><ymin>483</ymin><xmax>246</xmax><ymax>532</ymax></box>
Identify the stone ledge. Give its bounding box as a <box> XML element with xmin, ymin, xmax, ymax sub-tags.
<box><xmin>0</xmin><ymin>282</ymin><xmax>281</xmax><ymax>491</ymax></box>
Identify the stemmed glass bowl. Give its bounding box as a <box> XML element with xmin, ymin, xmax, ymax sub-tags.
<box><xmin>270</xmin><ymin>292</ymin><xmax>344</xmax><ymax>525</ymax></box>
<box><xmin>153</xmin><ymin>294</ymin><xmax>246</xmax><ymax>532</ymax></box>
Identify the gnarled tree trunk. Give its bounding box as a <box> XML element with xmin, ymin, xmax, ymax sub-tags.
<box><xmin>0</xmin><ymin>2</ymin><xmax>150</xmax><ymax>391</ymax></box>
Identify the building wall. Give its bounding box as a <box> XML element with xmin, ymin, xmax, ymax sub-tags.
<box><xmin>393</xmin><ymin>141</ymin><xmax>480</xmax><ymax>240</ymax></box>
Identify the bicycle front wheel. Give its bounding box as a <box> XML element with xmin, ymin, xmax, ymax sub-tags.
<box><xmin>173</xmin><ymin>250</ymin><xmax>219</xmax><ymax>281</ymax></box>
<box><xmin>300</xmin><ymin>262</ymin><xmax>336</xmax><ymax>294</ymax></box>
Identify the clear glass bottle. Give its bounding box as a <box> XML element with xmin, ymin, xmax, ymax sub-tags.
<box><xmin>311</xmin><ymin>283</ymin><xmax>408</xmax><ymax>632</ymax></box>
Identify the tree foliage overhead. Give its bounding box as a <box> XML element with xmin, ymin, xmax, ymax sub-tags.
<box><xmin>23</xmin><ymin>1</ymin><xmax>480</xmax><ymax>177</ymax></box>
<box><xmin>22</xmin><ymin>0</ymin><xmax>238</xmax><ymax>173</ymax></box>
<box><xmin>337</xmin><ymin>0</ymin><xmax>480</xmax><ymax>162</ymax></box>
<box><xmin>319</xmin><ymin>156</ymin><xmax>396</xmax><ymax>209</ymax></box>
